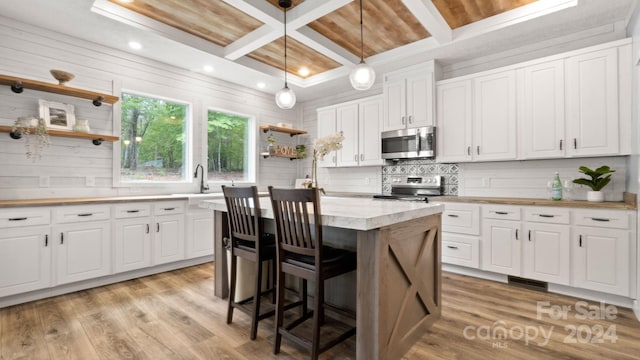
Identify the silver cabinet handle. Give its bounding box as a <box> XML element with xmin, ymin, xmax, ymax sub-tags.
<box><xmin>127</xmin><ymin>210</ymin><xmax>140</xmax><ymax>213</ymax></box>
<box><xmin>539</xmin><ymin>214</ymin><xmax>555</xmax><ymax>218</ymax></box>
<box><xmin>467</xmin><ymin>146</ymin><xmax>471</xmax><ymax>156</ymax></box>
<box><xmin>559</xmin><ymin>139</ymin><xmax>563</xmax><ymax>150</ymax></box>
<box><xmin>447</xmin><ymin>245</ymin><xmax>458</xmax><ymax>250</ymax></box>
<box><xmin>9</xmin><ymin>217</ymin><xmax>27</xmax><ymax>221</ymax></box>
<box><xmin>78</xmin><ymin>213</ymin><xmax>93</xmax><ymax>217</ymax></box>
<box><xmin>528</xmin><ymin>230</ymin><xmax>531</xmax><ymax>241</ymax></box>
<box><xmin>408</xmin><ymin>115</ymin><xmax>412</xmax><ymax>124</ymax></box>
<box><xmin>60</xmin><ymin>232</ymin><xmax>64</xmax><ymax>245</ymax></box>
<box><xmin>447</xmin><ymin>214</ymin><xmax>459</xmax><ymax>218</ymax></box>
<box><xmin>591</xmin><ymin>218</ymin><xmax>610</xmax><ymax>222</ymax></box>
<box><xmin>156</xmin><ymin>223</ymin><xmax>160</xmax><ymax>232</ymax></box>
<box><xmin>495</xmin><ymin>211</ymin><xmax>508</xmax><ymax>215</ymax></box>
<box><xmin>515</xmin><ymin>229</ymin><xmax>519</xmax><ymax>240</ymax></box>
<box><xmin>146</xmin><ymin>224</ymin><xmax>150</xmax><ymax>234</ymax></box>
<box><xmin>476</xmin><ymin>146</ymin><xmax>480</xmax><ymax>155</ymax></box>
<box><xmin>573</xmin><ymin>138</ymin><xmax>577</xmax><ymax>149</ymax></box>
<box><xmin>401</xmin><ymin>116</ymin><xmax>406</xmax><ymax>125</ymax></box>
<box><xmin>45</xmin><ymin>234</ymin><xmax>48</xmax><ymax>247</ymax></box>
<box><xmin>163</xmin><ymin>207</ymin><xmax>175</xmax><ymax>211</ymax></box>
<box><xmin>579</xmin><ymin>234</ymin><xmax>583</xmax><ymax>247</ymax></box>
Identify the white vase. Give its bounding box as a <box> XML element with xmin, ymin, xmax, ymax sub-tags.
<box><xmin>73</xmin><ymin>119</ymin><xmax>90</xmax><ymax>133</ymax></box>
<box><xmin>587</xmin><ymin>191</ymin><xmax>604</xmax><ymax>202</ymax></box>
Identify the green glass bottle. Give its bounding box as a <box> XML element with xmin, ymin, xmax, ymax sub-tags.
<box><xmin>551</xmin><ymin>172</ymin><xmax>562</xmax><ymax>201</ymax></box>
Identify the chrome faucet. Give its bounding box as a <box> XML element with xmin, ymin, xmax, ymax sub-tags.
<box><xmin>194</xmin><ymin>164</ymin><xmax>209</xmax><ymax>193</ymax></box>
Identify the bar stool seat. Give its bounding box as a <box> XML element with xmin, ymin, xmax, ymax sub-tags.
<box><xmin>222</xmin><ymin>185</ymin><xmax>276</xmax><ymax>340</ymax></box>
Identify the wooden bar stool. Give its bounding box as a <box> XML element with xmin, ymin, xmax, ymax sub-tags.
<box><xmin>222</xmin><ymin>185</ymin><xmax>276</xmax><ymax>340</ymax></box>
<box><xmin>268</xmin><ymin>186</ymin><xmax>357</xmax><ymax>360</ymax></box>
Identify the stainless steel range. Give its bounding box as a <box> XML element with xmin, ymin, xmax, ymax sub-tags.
<box><xmin>373</xmin><ymin>176</ymin><xmax>442</xmax><ymax>202</ymax></box>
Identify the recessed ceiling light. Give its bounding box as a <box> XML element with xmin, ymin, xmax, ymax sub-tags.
<box><xmin>257</xmin><ymin>82</ymin><xmax>266</xmax><ymax>89</ymax></box>
<box><xmin>128</xmin><ymin>41</ymin><xmax>142</xmax><ymax>50</ymax></box>
<box><xmin>203</xmin><ymin>65</ymin><xmax>214</xmax><ymax>72</ymax></box>
<box><xmin>298</xmin><ymin>67</ymin><xmax>310</xmax><ymax>77</ymax></box>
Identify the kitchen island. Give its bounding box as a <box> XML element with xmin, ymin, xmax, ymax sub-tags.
<box><xmin>200</xmin><ymin>196</ymin><xmax>443</xmax><ymax>360</ymax></box>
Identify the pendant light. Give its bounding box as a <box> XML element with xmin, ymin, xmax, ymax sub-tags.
<box><xmin>275</xmin><ymin>0</ymin><xmax>296</xmax><ymax>109</ymax></box>
<box><xmin>349</xmin><ymin>0</ymin><xmax>375</xmax><ymax>90</ymax></box>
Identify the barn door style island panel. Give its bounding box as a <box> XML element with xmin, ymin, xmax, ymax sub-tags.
<box><xmin>200</xmin><ymin>196</ymin><xmax>443</xmax><ymax>360</ymax></box>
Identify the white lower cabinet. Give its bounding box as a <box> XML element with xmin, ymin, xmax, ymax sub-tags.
<box><xmin>0</xmin><ymin>226</ymin><xmax>51</xmax><ymax>297</ymax></box>
<box><xmin>153</xmin><ymin>202</ymin><xmax>185</xmax><ymax>265</ymax></box>
<box><xmin>481</xmin><ymin>219</ymin><xmax>521</xmax><ymax>276</ymax></box>
<box><xmin>441</xmin><ymin>203</ymin><xmax>480</xmax><ymax>268</ymax></box>
<box><xmin>54</xmin><ymin>221</ymin><xmax>111</xmax><ymax>285</ymax></box>
<box><xmin>114</xmin><ymin>203</ymin><xmax>152</xmax><ymax>273</ymax></box>
<box><xmin>186</xmin><ymin>209</ymin><xmax>214</xmax><ymax>258</ymax></box>
<box><xmin>522</xmin><ymin>223</ymin><xmax>570</xmax><ymax>285</ymax></box>
<box><xmin>572</xmin><ymin>226</ymin><xmax>630</xmax><ymax>296</ymax></box>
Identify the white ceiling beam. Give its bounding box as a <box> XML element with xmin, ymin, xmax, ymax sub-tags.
<box><xmin>222</xmin><ymin>0</ymin><xmax>282</xmax><ymax>27</ymax></box>
<box><xmin>287</xmin><ymin>0</ymin><xmax>353</xmax><ymax>29</ymax></box>
<box><xmin>290</xmin><ymin>27</ymin><xmax>360</xmax><ymax>66</ymax></box>
<box><xmin>224</xmin><ymin>25</ymin><xmax>282</xmax><ymax>60</ymax></box>
<box><xmin>401</xmin><ymin>0</ymin><xmax>452</xmax><ymax>44</ymax></box>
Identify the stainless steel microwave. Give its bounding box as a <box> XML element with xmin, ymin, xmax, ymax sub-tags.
<box><xmin>381</xmin><ymin>126</ymin><xmax>435</xmax><ymax>160</ymax></box>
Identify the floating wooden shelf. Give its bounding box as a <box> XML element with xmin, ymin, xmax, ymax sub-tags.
<box><xmin>259</xmin><ymin>125</ymin><xmax>307</xmax><ymax>136</ymax></box>
<box><xmin>0</xmin><ymin>74</ymin><xmax>119</xmax><ymax>106</ymax></box>
<box><xmin>0</xmin><ymin>125</ymin><xmax>119</xmax><ymax>146</ymax></box>
<box><xmin>260</xmin><ymin>152</ymin><xmax>299</xmax><ymax>160</ymax></box>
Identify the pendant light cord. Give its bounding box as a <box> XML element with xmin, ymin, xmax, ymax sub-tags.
<box><xmin>284</xmin><ymin>7</ymin><xmax>288</xmax><ymax>87</ymax></box>
<box><xmin>359</xmin><ymin>0</ymin><xmax>364</xmax><ymax>63</ymax></box>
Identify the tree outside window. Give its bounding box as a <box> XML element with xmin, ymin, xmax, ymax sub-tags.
<box><xmin>120</xmin><ymin>93</ymin><xmax>189</xmax><ymax>182</ymax></box>
<box><xmin>207</xmin><ymin>110</ymin><xmax>253</xmax><ymax>182</ymax></box>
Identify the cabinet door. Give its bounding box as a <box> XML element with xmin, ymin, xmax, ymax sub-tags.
<box><xmin>566</xmin><ymin>48</ymin><xmax>619</xmax><ymax>156</ymax></box>
<box><xmin>336</xmin><ymin>103</ymin><xmax>359</xmax><ymax>167</ymax></box>
<box><xmin>436</xmin><ymin>80</ymin><xmax>473</xmax><ymax>162</ymax></box>
<box><xmin>317</xmin><ymin>108</ymin><xmax>337</xmax><ymax>167</ymax></box>
<box><xmin>481</xmin><ymin>219</ymin><xmax>521</xmax><ymax>276</ymax></box>
<box><xmin>358</xmin><ymin>97</ymin><xmax>384</xmax><ymax>166</ymax></box>
<box><xmin>518</xmin><ymin>60</ymin><xmax>566</xmax><ymax>159</ymax></box>
<box><xmin>406</xmin><ymin>72</ymin><xmax>434</xmax><ymax>128</ymax></box>
<box><xmin>186</xmin><ymin>209</ymin><xmax>214</xmax><ymax>258</ymax></box>
<box><xmin>522</xmin><ymin>223</ymin><xmax>570</xmax><ymax>285</ymax></box>
<box><xmin>572</xmin><ymin>226</ymin><xmax>629</xmax><ymax>296</ymax></box>
<box><xmin>153</xmin><ymin>214</ymin><xmax>185</xmax><ymax>265</ymax></box>
<box><xmin>473</xmin><ymin>70</ymin><xmax>517</xmax><ymax>161</ymax></box>
<box><xmin>114</xmin><ymin>218</ymin><xmax>151</xmax><ymax>273</ymax></box>
<box><xmin>54</xmin><ymin>221</ymin><xmax>111</xmax><ymax>285</ymax></box>
<box><xmin>383</xmin><ymin>77</ymin><xmax>406</xmax><ymax>131</ymax></box>
<box><xmin>0</xmin><ymin>226</ymin><xmax>51</xmax><ymax>297</ymax></box>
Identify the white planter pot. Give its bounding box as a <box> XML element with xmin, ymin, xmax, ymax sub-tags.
<box><xmin>587</xmin><ymin>191</ymin><xmax>604</xmax><ymax>202</ymax></box>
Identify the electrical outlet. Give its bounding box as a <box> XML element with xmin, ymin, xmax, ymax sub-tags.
<box><xmin>85</xmin><ymin>176</ymin><xmax>95</xmax><ymax>187</ymax></box>
<box><xmin>39</xmin><ymin>176</ymin><xmax>50</xmax><ymax>187</ymax></box>
<box><xmin>364</xmin><ymin>177</ymin><xmax>370</xmax><ymax>185</ymax></box>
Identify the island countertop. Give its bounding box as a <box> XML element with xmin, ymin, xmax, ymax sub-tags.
<box><xmin>199</xmin><ymin>196</ymin><xmax>444</xmax><ymax>231</ymax></box>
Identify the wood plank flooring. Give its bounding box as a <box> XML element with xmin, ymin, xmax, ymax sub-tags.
<box><xmin>1</xmin><ymin>263</ymin><xmax>639</xmax><ymax>359</ymax></box>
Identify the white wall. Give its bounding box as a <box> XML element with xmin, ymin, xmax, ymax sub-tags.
<box><xmin>0</xmin><ymin>16</ymin><xmax>301</xmax><ymax>200</ymax></box>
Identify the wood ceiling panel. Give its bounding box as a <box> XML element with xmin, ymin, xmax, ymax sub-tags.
<box><xmin>307</xmin><ymin>0</ymin><xmax>430</xmax><ymax>58</ymax></box>
<box><xmin>108</xmin><ymin>0</ymin><xmax>263</xmax><ymax>46</ymax></box>
<box><xmin>248</xmin><ymin>36</ymin><xmax>342</xmax><ymax>78</ymax></box>
<box><xmin>433</xmin><ymin>0</ymin><xmax>538</xmax><ymax>29</ymax></box>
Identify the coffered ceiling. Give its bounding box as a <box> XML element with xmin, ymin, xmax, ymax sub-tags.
<box><xmin>0</xmin><ymin>0</ymin><xmax>636</xmax><ymax>101</ymax></box>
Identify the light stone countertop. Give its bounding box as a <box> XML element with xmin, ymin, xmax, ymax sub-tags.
<box><xmin>199</xmin><ymin>196</ymin><xmax>444</xmax><ymax>231</ymax></box>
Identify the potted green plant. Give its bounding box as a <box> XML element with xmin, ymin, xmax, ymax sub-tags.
<box><xmin>266</xmin><ymin>133</ymin><xmax>276</xmax><ymax>154</ymax></box>
<box><xmin>572</xmin><ymin>165</ymin><xmax>615</xmax><ymax>202</ymax></box>
<box><xmin>11</xmin><ymin>116</ymin><xmax>50</xmax><ymax>160</ymax></box>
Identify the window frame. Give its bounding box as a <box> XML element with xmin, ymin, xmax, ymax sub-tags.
<box><xmin>114</xmin><ymin>89</ymin><xmax>193</xmax><ymax>187</ymax></box>
<box><xmin>203</xmin><ymin>106</ymin><xmax>257</xmax><ymax>186</ymax></box>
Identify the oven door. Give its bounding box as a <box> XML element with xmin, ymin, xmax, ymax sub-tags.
<box><xmin>381</xmin><ymin>127</ymin><xmax>434</xmax><ymax>159</ymax></box>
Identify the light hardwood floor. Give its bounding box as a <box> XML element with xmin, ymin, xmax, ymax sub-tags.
<box><xmin>1</xmin><ymin>263</ymin><xmax>639</xmax><ymax>359</ymax></box>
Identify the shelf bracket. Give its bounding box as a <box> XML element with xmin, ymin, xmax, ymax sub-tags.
<box><xmin>11</xmin><ymin>81</ymin><xmax>23</xmax><ymax>94</ymax></box>
<box><xmin>92</xmin><ymin>138</ymin><xmax>104</xmax><ymax>146</ymax></box>
<box><xmin>92</xmin><ymin>96</ymin><xmax>104</xmax><ymax>107</ymax></box>
<box><xmin>9</xmin><ymin>131</ymin><xmax>22</xmax><ymax>139</ymax></box>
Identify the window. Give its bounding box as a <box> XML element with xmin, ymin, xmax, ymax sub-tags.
<box><xmin>207</xmin><ymin>110</ymin><xmax>255</xmax><ymax>183</ymax></box>
<box><xmin>120</xmin><ymin>92</ymin><xmax>189</xmax><ymax>182</ymax></box>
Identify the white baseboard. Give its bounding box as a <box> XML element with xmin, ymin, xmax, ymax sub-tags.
<box><xmin>0</xmin><ymin>256</ymin><xmax>213</xmax><ymax>308</ymax></box>
<box><xmin>548</xmin><ymin>283</ymin><xmax>634</xmax><ymax>309</ymax></box>
<box><xmin>443</xmin><ymin>264</ymin><xmax>508</xmax><ymax>283</ymax></box>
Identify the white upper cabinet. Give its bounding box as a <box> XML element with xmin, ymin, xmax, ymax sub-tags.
<box><xmin>316</xmin><ymin>107</ymin><xmax>337</xmax><ymax>168</ymax></box>
<box><xmin>472</xmin><ymin>70</ymin><xmax>517</xmax><ymax>161</ymax></box>
<box><xmin>383</xmin><ymin>62</ymin><xmax>436</xmax><ymax>131</ymax></box>
<box><xmin>318</xmin><ymin>95</ymin><xmax>383</xmax><ymax>168</ymax></box>
<box><xmin>518</xmin><ymin>59</ymin><xmax>565</xmax><ymax>159</ymax></box>
<box><xmin>436</xmin><ymin>79</ymin><xmax>473</xmax><ymax>163</ymax></box>
<box><xmin>565</xmin><ymin>47</ymin><xmax>619</xmax><ymax>156</ymax></box>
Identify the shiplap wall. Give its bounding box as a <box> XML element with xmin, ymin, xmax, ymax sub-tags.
<box><xmin>300</xmin><ymin>85</ymin><xmax>383</xmax><ymax>194</ymax></box>
<box><xmin>0</xmin><ymin>16</ymin><xmax>300</xmax><ymax>200</ymax></box>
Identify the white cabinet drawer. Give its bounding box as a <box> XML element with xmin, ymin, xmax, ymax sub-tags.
<box><xmin>573</xmin><ymin>210</ymin><xmax>630</xmax><ymax>229</ymax></box>
<box><xmin>442</xmin><ymin>203</ymin><xmax>480</xmax><ymax>235</ymax></box>
<box><xmin>153</xmin><ymin>201</ymin><xmax>185</xmax><ymax>215</ymax></box>
<box><xmin>524</xmin><ymin>207</ymin><xmax>570</xmax><ymax>224</ymax></box>
<box><xmin>483</xmin><ymin>205</ymin><xmax>521</xmax><ymax>221</ymax></box>
<box><xmin>53</xmin><ymin>205</ymin><xmax>111</xmax><ymax>223</ymax></box>
<box><xmin>0</xmin><ymin>207</ymin><xmax>51</xmax><ymax>227</ymax></box>
<box><xmin>442</xmin><ymin>233</ymin><xmax>480</xmax><ymax>268</ymax></box>
<box><xmin>114</xmin><ymin>203</ymin><xmax>152</xmax><ymax>219</ymax></box>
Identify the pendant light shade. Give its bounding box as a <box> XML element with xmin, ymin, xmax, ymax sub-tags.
<box><xmin>350</xmin><ymin>0</ymin><xmax>375</xmax><ymax>91</ymax></box>
<box><xmin>275</xmin><ymin>85</ymin><xmax>296</xmax><ymax>109</ymax></box>
<box><xmin>276</xmin><ymin>0</ymin><xmax>296</xmax><ymax>109</ymax></box>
